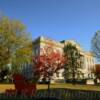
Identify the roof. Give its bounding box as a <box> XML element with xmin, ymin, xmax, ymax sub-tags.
<box><xmin>32</xmin><ymin>36</ymin><xmax>64</xmax><ymax>48</ymax></box>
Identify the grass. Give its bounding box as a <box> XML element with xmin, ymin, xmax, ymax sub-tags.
<box><xmin>0</xmin><ymin>83</ymin><xmax>100</xmax><ymax>93</ymax></box>
<box><xmin>37</xmin><ymin>83</ymin><xmax>100</xmax><ymax>91</ymax></box>
<box><xmin>0</xmin><ymin>83</ymin><xmax>100</xmax><ymax>100</ymax></box>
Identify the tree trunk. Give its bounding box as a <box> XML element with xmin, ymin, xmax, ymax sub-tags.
<box><xmin>72</xmin><ymin>68</ymin><xmax>76</xmax><ymax>85</ymax></box>
<box><xmin>47</xmin><ymin>77</ymin><xmax>51</xmax><ymax>98</ymax></box>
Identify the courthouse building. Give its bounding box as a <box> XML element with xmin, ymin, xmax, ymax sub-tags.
<box><xmin>33</xmin><ymin>36</ymin><xmax>95</xmax><ymax>83</ymax></box>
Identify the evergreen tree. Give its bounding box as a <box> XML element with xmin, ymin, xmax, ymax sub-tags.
<box><xmin>64</xmin><ymin>42</ymin><xmax>83</xmax><ymax>84</ymax></box>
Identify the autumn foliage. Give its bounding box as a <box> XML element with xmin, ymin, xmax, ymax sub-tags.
<box><xmin>33</xmin><ymin>46</ymin><xmax>66</xmax><ymax>82</ymax></box>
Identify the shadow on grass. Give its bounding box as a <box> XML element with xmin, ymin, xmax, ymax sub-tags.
<box><xmin>1</xmin><ymin>88</ymin><xmax>100</xmax><ymax>100</ymax></box>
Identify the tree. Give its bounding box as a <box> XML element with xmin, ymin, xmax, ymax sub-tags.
<box><xmin>0</xmin><ymin>68</ymin><xmax>9</xmax><ymax>82</ymax></box>
<box><xmin>91</xmin><ymin>31</ymin><xmax>100</xmax><ymax>62</ymax></box>
<box><xmin>33</xmin><ymin>46</ymin><xmax>65</xmax><ymax>97</ymax></box>
<box><xmin>0</xmin><ymin>16</ymin><xmax>32</xmax><ymax>73</ymax></box>
<box><xmin>64</xmin><ymin>42</ymin><xmax>83</xmax><ymax>84</ymax></box>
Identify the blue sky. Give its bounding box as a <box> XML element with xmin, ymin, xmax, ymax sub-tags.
<box><xmin>0</xmin><ymin>0</ymin><xmax>100</xmax><ymax>51</ymax></box>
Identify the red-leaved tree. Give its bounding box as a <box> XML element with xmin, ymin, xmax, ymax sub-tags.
<box><xmin>33</xmin><ymin>45</ymin><xmax>66</xmax><ymax>97</ymax></box>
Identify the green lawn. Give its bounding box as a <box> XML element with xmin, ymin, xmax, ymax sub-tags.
<box><xmin>0</xmin><ymin>83</ymin><xmax>100</xmax><ymax>100</ymax></box>
<box><xmin>37</xmin><ymin>83</ymin><xmax>100</xmax><ymax>91</ymax></box>
<box><xmin>0</xmin><ymin>83</ymin><xmax>100</xmax><ymax>93</ymax></box>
